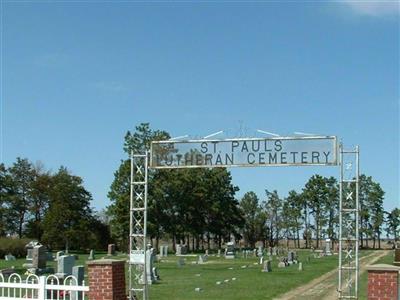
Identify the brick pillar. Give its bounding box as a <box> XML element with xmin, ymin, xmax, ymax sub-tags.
<box><xmin>367</xmin><ymin>264</ymin><xmax>400</xmax><ymax>300</ymax></box>
<box><xmin>87</xmin><ymin>259</ymin><xmax>126</xmax><ymax>300</ymax></box>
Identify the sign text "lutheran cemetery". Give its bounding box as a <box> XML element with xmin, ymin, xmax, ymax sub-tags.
<box><xmin>150</xmin><ymin>136</ymin><xmax>338</xmax><ymax>168</ymax></box>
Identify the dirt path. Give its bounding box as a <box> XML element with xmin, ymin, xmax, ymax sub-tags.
<box><xmin>274</xmin><ymin>250</ymin><xmax>389</xmax><ymax>300</ymax></box>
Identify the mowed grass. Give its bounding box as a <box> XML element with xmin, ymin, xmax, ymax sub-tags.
<box><xmin>149</xmin><ymin>251</ymin><xmax>340</xmax><ymax>300</ymax></box>
<box><xmin>1</xmin><ymin>249</ymin><xmax>386</xmax><ymax>300</ymax></box>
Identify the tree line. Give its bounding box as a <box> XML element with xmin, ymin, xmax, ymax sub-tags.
<box><xmin>0</xmin><ymin>159</ymin><xmax>110</xmax><ymax>250</ymax></box>
<box><xmin>107</xmin><ymin>123</ymin><xmax>399</xmax><ymax>251</ymax></box>
<box><xmin>240</xmin><ymin>176</ymin><xmax>399</xmax><ymax>249</ymax></box>
<box><xmin>1</xmin><ymin>123</ymin><xmax>398</xmax><ymax>252</ymax></box>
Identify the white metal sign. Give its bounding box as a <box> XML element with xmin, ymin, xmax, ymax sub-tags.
<box><xmin>130</xmin><ymin>250</ymin><xmax>145</xmax><ymax>264</ymax></box>
<box><xmin>151</xmin><ymin>136</ymin><xmax>338</xmax><ymax>169</ymax></box>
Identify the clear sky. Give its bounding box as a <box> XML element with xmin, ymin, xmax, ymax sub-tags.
<box><xmin>1</xmin><ymin>1</ymin><xmax>399</xmax><ymax>213</ymax></box>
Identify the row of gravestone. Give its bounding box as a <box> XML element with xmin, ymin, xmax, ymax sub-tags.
<box><xmin>172</xmin><ymin>243</ymin><xmax>287</xmax><ymax>260</ymax></box>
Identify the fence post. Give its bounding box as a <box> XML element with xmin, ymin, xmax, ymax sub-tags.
<box><xmin>367</xmin><ymin>264</ymin><xmax>400</xmax><ymax>299</ymax></box>
<box><xmin>87</xmin><ymin>259</ymin><xmax>126</xmax><ymax>300</ymax></box>
<box><xmin>38</xmin><ymin>276</ymin><xmax>46</xmax><ymax>300</ymax></box>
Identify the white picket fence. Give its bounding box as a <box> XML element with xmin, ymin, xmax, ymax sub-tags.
<box><xmin>0</xmin><ymin>273</ymin><xmax>89</xmax><ymax>300</ymax></box>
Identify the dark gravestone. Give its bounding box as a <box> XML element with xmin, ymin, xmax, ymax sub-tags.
<box><xmin>88</xmin><ymin>249</ymin><xmax>95</xmax><ymax>260</ymax></box>
<box><xmin>107</xmin><ymin>244</ymin><xmax>116</xmax><ymax>256</ymax></box>
<box><xmin>394</xmin><ymin>248</ymin><xmax>400</xmax><ymax>266</ymax></box>
<box><xmin>57</xmin><ymin>255</ymin><xmax>75</xmax><ymax>277</ymax></box>
<box><xmin>32</xmin><ymin>245</ymin><xmax>47</xmax><ymax>269</ymax></box>
<box><xmin>71</xmin><ymin>265</ymin><xmax>85</xmax><ymax>300</ymax></box>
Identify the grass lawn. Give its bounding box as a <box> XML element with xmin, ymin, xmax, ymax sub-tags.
<box><xmin>1</xmin><ymin>249</ymin><xmax>386</xmax><ymax>300</ymax></box>
<box><xmin>149</xmin><ymin>250</ymin><xmax>340</xmax><ymax>300</ymax></box>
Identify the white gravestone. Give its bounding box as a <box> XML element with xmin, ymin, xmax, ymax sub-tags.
<box><xmin>225</xmin><ymin>242</ymin><xmax>235</xmax><ymax>259</ymax></box>
<box><xmin>262</xmin><ymin>260</ymin><xmax>272</xmax><ymax>272</ymax></box>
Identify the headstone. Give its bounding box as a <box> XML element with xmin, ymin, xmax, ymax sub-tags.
<box><xmin>176</xmin><ymin>244</ymin><xmax>182</xmax><ymax>256</ymax></box>
<box><xmin>177</xmin><ymin>257</ymin><xmax>185</xmax><ymax>267</ymax></box>
<box><xmin>56</xmin><ymin>251</ymin><xmax>64</xmax><ymax>261</ymax></box>
<box><xmin>88</xmin><ymin>250</ymin><xmax>95</xmax><ymax>260</ymax></box>
<box><xmin>164</xmin><ymin>245</ymin><xmax>168</xmax><ymax>256</ymax></box>
<box><xmin>198</xmin><ymin>255</ymin><xmax>204</xmax><ymax>264</ymax></box>
<box><xmin>181</xmin><ymin>244</ymin><xmax>188</xmax><ymax>254</ymax></box>
<box><xmin>25</xmin><ymin>240</ymin><xmax>39</xmax><ymax>260</ymax></box>
<box><xmin>205</xmin><ymin>249</ymin><xmax>209</xmax><ymax>256</ymax></box>
<box><xmin>278</xmin><ymin>261</ymin><xmax>286</xmax><ymax>268</ymax></box>
<box><xmin>32</xmin><ymin>245</ymin><xmax>47</xmax><ymax>269</ymax></box>
<box><xmin>394</xmin><ymin>249</ymin><xmax>400</xmax><ymax>266</ymax></box>
<box><xmin>159</xmin><ymin>245</ymin><xmax>164</xmax><ymax>257</ymax></box>
<box><xmin>71</xmin><ymin>265</ymin><xmax>85</xmax><ymax>300</ymax></box>
<box><xmin>262</xmin><ymin>260</ymin><xmax>272</xmax><ymax>272</ymax></box>
<box><xmin>107</xmin><ymin>244</ymin><xmax>115</xmax><ymax>256</ymax></box>
<box><xmin>152</xmin><ymin>267</ymin><xmax>160</xmax><ymax>280</ymax></box>
<box><xmin>46</xmin><ymin>252</ymin><xmax>54</xmax><ymax>261</ymax></box>
<box><xmin>257</xmin><ymin>246</ymin><xmax>263</xmax><ymax>257</ymax></box>
<box><xmin>26</xmin><ymin>249</ymin><xmax>33</xmax><ymax>261</ymax></box>
<box><xmin>217</xmin><ymin>249</ymin><xmax>221</xmax><ymax>257</ymax></box>
<box><xmin>259</xmin><ymin>256</ymin><xmax>264</xmax><ymax>265</ymax></box>
<box><xmin>145</xmin><ymin>248</ymin><xmax>156</xmax><ymax>284</ymax></box>
<box><xmin>225</xmin><ymin>242</ymin><xmax>235</xmax><ymax>259</ymax></box>
<box><xmin>298</xmin><ymin>262</ymin><xmax>303</xmax><ymax>271</ymax></box>
<box><xmin>4</xmin><ymin>254</ymin><xmax>16</xmax><ymax>261</ymax></box>
<box><xmin>288</xmin><ymin>251</ymin><xmax>295</xmax><ymax>263</ymax></box>
<box><xmin>272</xmin><ymin>247</ymin><xmax>277</xmax><ymax>256</ymax></box>
<box><xmin>0</xmin><ymin>268</ymin><xmax>15</xmax><ymax>279</ymax></box>
<box><xmin>57</xmin><ymin>255</ymin><xmax>76</xmax><ymax>277</ymax></box>
<box><xmin>325</xmin><ymin>239</ymin><xmax>332</xmax><ymax>256</ymax></box>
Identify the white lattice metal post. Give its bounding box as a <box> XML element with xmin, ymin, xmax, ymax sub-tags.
<box><xmin>338</xmin><ymin>144</ymin><xmax>360</xmax><ymax>299</ymax></box>
<box><xmin>129</xmin><ymin>151</ymin><xmax>149</xmax><ymax>300</ymax></box>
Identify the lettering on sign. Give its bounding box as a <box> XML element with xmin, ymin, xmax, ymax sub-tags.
<box><xmin>130</xmin><ymin>250</ymin><xmax>145</xmax><ymax>264</ymax></box>
<box><xmin>150</xmin><ymin>136</ymin><xmax>338</xmax><ymax>168</ymax></box>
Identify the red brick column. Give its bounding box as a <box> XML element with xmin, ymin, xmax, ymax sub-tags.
<box><xmin>87</xmin><ymin>259</ymin><xmax>126</xmax><ymax>300</ymax></box>
<box><xmin>367</xmin><ymin>264</ymin><xmax>400</xmax><ymax>300</ymax></box>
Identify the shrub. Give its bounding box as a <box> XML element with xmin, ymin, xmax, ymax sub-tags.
<box><xmin>0</xmin><ymin>238</ymin><xmax>31</xmax><ymax>259</ymax></box>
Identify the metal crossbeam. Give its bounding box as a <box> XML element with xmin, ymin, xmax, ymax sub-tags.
<box><xmin>129</xmin><ymin>151</ymin><xmax>149</xmax><ymax>300</ymax></box>
<box><xmin>338</xmin><ymin>144</ymin><xmax>359</xmax><ymax>299</ymax></box>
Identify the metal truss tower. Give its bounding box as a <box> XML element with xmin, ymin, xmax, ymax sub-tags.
<box><xmin>129</xmin><ymin>151</ymin><xmax>149</xmax><ymax>300</ymax></box>
<box><xmin>338</xmin><ymin>144</ymin><xmax>360</xmax><ymax>299</ymax></box>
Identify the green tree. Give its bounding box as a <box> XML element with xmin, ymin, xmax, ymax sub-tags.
<box><xmin>24</xmin><ymin>164</ymin><xmax>52</xmax><ymax>240</ymax></box>
<box><xmin>325</xmin><ymin>177</ymin><xmax>339</xmax><ymax>246</ymax></box>
<box><xmin>41</xmin><ymin>167</ymin><xmax>94</xmax><ymax>250</ymax></box>
<box><xmin>240</xmin><ymin>191</ymin><xmax>264</xmax><ymax>248</ymax></box>
<box><xmin>283</xmin><ymin>190</ymin><xmax>303</xmax><ymax>248</ymax></box>
<box><xmin>264</xmin><ymin>190</ymin><xmax>282</xmax><ymax>247</ymax></box>
<box><xmin>303</xmin><ymin>175</ymin><xmax>329</xmax><ymax>248</ymax></box>
<box><xmin>8</xmin><ymin>158</ymin><xmax>35</xmax><ymax>238</ymax></box>
<box><xmin>0</xmin><ymin>163</ymin><xmax>14</xmax><ymax>236</ymax></box>
<box><xmin>358</xmin><ymin>175</ymin><xmax>374</xmax><ymax>248</ymax></box>
<box><xmin>386</xmin><ymin>208</ymin><xmax>400</xmax><ymax>243</ymax></box>
<box><xmin>353</xmin><ymin>175</ymin><xmax>385</xmax><ymax>249</ymax></box>
<box><xmin>107</xmin><ymin>123</ymin><xmax>169</xmax><ymax>250</ymax></box>
<box><xmin>368</xmin><ymin>182</ymin><xmax>385</xmax><ymax>249</ymax></box>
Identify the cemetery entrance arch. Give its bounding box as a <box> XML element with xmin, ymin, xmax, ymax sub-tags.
<box><xmin>128</xmin><ymin>135</ymin><xmax>359</xmax><ymax>300</ymax></box>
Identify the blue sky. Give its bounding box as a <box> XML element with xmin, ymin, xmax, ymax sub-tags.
<box><xmin>1</xmin><ymin>1</ymin><xmax>399</xmax><ymax>212</ymax></box>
